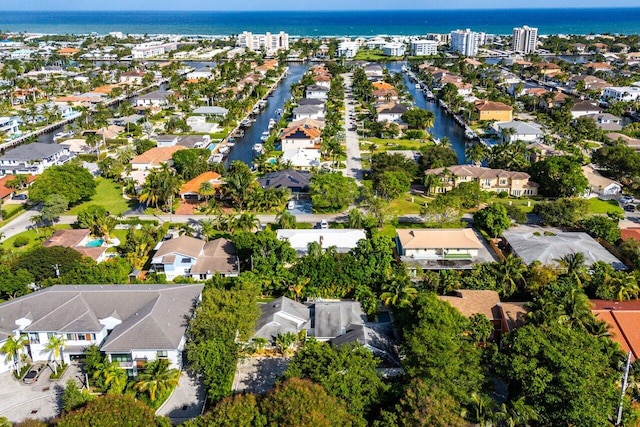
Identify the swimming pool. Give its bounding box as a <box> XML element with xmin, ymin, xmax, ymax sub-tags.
<box><xmin>85</xmin><ymin>239</ymin><xmax>104</xmax><ymax>248</ymax></box>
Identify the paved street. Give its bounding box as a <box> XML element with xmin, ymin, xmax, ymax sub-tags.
<box><xmin>342</xmin><ymin>73</ymin><xmax>364</xmax><ymax>184</ymax></box>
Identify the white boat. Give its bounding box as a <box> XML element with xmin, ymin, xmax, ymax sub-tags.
<box><xmin>53</xmin><ymin>131</ymin><xmax>73</xmax><ymax>140</ymax></box>
<box><xmin>211</xmin><ymin>154</ymin><xmax>225</xmax><ymax>163</ymax></box>
<box><xmin>275</xmin><ymin>108</ymin><xmax>283</xmax><ymax>116</ymax></box>
<box><xmin>226</xmin><ymin>141</ymin><xmax>235</xmax><ymax>147</ymax></box>
<box><xmin>219</xmin><ymin>146</ymin><xmax>229</xmax><ymax>154</ymax></box>
<box><xmin>268</xmin><ymin>118</ymin><xmax>276</xmax><ymax>129</ymax></box>
<box><xmin>260</xmin><ymin>131</ymin><xmax>270</xmax><ymax>142</ymax></box>
<box><xmin>253</xmin><ymin>143</ymin><xmax>264</xmax><ymax>154</ymax></box>
<box><xmin>415</xmin><ymin>83</ymin><xmax>421</xmax><ymax>89</ymax></box>
<box><xmin>464</xmin><ymin>129</ymin><xmax>476</xmax><ymax>140</ymax></box>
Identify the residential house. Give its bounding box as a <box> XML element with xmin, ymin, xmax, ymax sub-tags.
<box><xmin>179</xmin><ymin>171</ymin><xmax>223</xmax><ymax>201</ymax></box>
<box><xmin>364</xmin><ymin>64</ymin><xmax>385</xmax><ymax>81</ymax></box>
<box><xmin>503</xmin><ymin>226</ymin><xmax>626</xmax><ymax>270</ymax></box>
<box><xmin>0</xmin><ymin>284</ymin><xmax>204</xmax><ymax>375</ymax></box>
<box><xmin>42</xmin><ymin>229</ymin><xmax>109</xmax><ymax>262</ymax></box>
<box><xmin>602</xmin><ymin>86</ymin><xmax>640</xmax><ymax>103</ymax></box>
<box><xmin>425</xmin><ymin>165</ymin><xmax>539</xmax><ymax>197</ymax></box>
<box><xmin>337</xmin><ymin>41</ymin><xmax>359</xmax><ymax>58</ymax></box>
<box><xmin>371</xmin><ymin>81</ymin><xmax>394</xmax><ymax>91</ymax></box>
<box><xmin>606</xmin><ymin>132</ymin><xmax>640</xmax><ymax>151</ymax></box>
<box><xmin>0</xmin><ymin>116</ymin><xmax>19</xmax><ymax>136</ymax></box>
<box><xmin>376</xmin><ymin>103</ymin><xmax>409</xmax><ymax>123</ymax></box>
<box><xmin>373</xmin><ymin>88</ymin><xmax>399</xmax><ymax>103</ymax></box>
<box><xmin>539</xmin><ymin>91</ymin><xmax>570</xmax><ymax>110</ymax></box>
<box><xmin>0</xmin><ymin>143</ymin><xmax>73</xmax><ymax>176</ymax></box>
<box><xmin>192</xmin><ymin>106</ymin><xmax>229</xmax><ymax>119</ymax></box>
<box><xmin>130</xmin><ymin>146</ymin><xmax>186</xmax><ymax>171</ymax></box>
<box><xmin>281</xmin><ymin>148</ymin><xmax>321</xmax><ymax>170</ymax></box>
<box><xmin>581</xmin><ymin>165</ymin><xmax>622</xmax><ymax>197</ymax></box>
<box><xmin>151</xmin><ymin>236</ymin><xmax>239</xmax><ymax>280</ymax></box>
<box><xmin>258</xmin><ymin>170</ymin><xmax>311</xmax><ymax>193</ymax></box>
<box><xmin>496</xmin><ymin>121</ymin><xmax>544</xmax><ymax>143</ymax></box>
<box><xmin>280</xmin><ymin>124</ymin><xmax>322</xmax><ymax>151</ymax></box>
<box><xmin>292</xmin><ymin>104</ymin><xmax>325</xmax><ymax>121</ymax></box>
<box><xmin>305</xmin><ymin>85</ymin><xmax>329</xmax><ymax>100</ymax></box>
<box><xmin>592</xmin><ymin>300</ymin><xmax>640</xmax><ymax>361</ymax></box>
<box><xmin>311</xmin><ymin>74</ymin><xmax>331</xmax><ymax>89</ymax></box>
<box><xmin>186</xmin><ymin>67</ymin><xmax>214</xmax><ymax>81</ymax></box>
<box><xmin>585</xmin><ymin>62</ymin><xmax>614</xmax><ymax>73</ymax></box>
<box><xmin>135</xmin><ymin>90</ymin><xmax>172</xmax><ymax>108</ymax></box>
<box><xmin>276</xmin><ymin>229</ymin><xmax>366</xmax><ymax>256</ymax></box>
<box><xmin>583</xmin><ymin>113</ymin><xmax>623</xmax><ymax>131</ymax></box>
<box><xmin>119</xmin><ymin>70</ymin><xmax>147</xmax><ymax>86</ymax></box>
<box><xmin>621</xmin><ymin>228</ymin><xmax>640</xmax><ymax>243</ymax></box>
<box><xmin>0</xmin><ymin>174</ymin><xmax>36</xmax><ymax>200</ymax></box>
<box><xmin>569</xmin><ymin>75</ymin><xmax>609</xmax><ymax>93</ymax></box>
<box><xmin>571</xmin><ymin>100</ymin><xmax>603</xmax><ymax>118</ymax></box>
<box><xmin>395</xmin><ymin>228</ymin><xmax>494</xmax><ymax>273</ymax></box>
<box><xmin>474</xmin><ymin>100</ymin><xmax>513</xmax><ymax>122</ymax></box>
<box><xmin>297</xmin><ymin>98</ymin><xmax>325</xmax><ymax>107</ymax></box>
<box><xmin>154</xmin><ymin>134</ymin><xmax>210</xmax><ymax>149</ymax></box>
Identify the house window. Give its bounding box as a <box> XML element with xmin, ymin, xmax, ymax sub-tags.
<box><xmin>111</xmin><ymin>353</ymin><xmax>132</xmax><ymax>363</ymax></box>
<box><xmin>499</xmin><ymin>179</ymin><xmax>507</xmax><ymax>185</ymax></box>
<box><xmin>181</xmin><ymin>258</ymin><xmax>191</xmax><ymax>264</ymax></box>
<box><xmin>157</xmin><ymin>350</ymin><xmax>168</xmax><ymax>358</ymax></box>
<box><xmin>47</xmin><ymin>332</ymin><xmax>55</xmax><ymax>339</ymax></box>
<box><xmin>66</xmin><ymin>334</ymin><xmax>74</xmax><ymax>341</ymax></box>
<box><xmin>484</xmin><ymin>179</ymin><xmax>491</xmax><ymax>186</ymax></box>
<box><xmin>29</xmin><ymin>333</ymin><xmax>40</xmax><ymax>344</ymax></box>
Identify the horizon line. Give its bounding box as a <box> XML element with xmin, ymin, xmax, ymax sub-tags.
<box><xmin>2</xmin><ymin>6</ymin><xmax>640</xmax><ymax>12</ymax></box>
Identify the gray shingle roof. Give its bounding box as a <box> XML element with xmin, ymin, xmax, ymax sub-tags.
<box><xmin>254</xmin><ymin>297</ymin><xmax>310</xmax><ymax>340</ymax></box>
<box><xmin>0</xmin><ymin>143</ymin><xmax>67</xmax><ymax>162</ymax></box>
<box><xmin>258</xmin><ymin>170</ymin><xmax>311</xmax><ymax>192</ymax></box>
<box><xmin>0</xmin><ymin>284</ymin><xmax>203</xmax><ymax>352</ymax></box>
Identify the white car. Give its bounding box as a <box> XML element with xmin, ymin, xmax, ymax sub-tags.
<box><xmin>287</xmin><ymin>200</ymin><xmax>295</xmax><ymax>210</ymax></box>
<box><xmin>319</xmin><ymin>219</ymin><xmax>328</xmax><ymax>229</ymax></box>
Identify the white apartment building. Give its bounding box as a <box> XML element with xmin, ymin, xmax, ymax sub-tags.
<box><xmin>411</xmin><ymin>40</ymin><xmax>438</xmax><ymax>56</ymax></box>
<box><xmin>0</xmin><ymin>116</ymin><xmax>19</xmax><ymax>136</ymax></box>
<box><xmin>602</xmin><ymin>86</ymin><xmax>640</xmax><ymax>102</ymax></box>
<box><xmin>237</xmin><ymin>31</ymin><xmax>289</xmax><ymax>53</ymax></box>
<box><xmin>512</xmin><ymin>26</ymin><xmax>538</xmax><ymax>54</ymax></box>
<box><xmin>337</xmin><ymin>41</ymin><xmax>360</xmax><ymax>58</ymax></box>
<box><xmin>450</xmin><ymin>29</ymin><xmax>479</xmax><ymax>56</ymax></box>
<box><xmin>131</xmin><ymin>42</ymin><xmax>178</xmax><ymax>59</ymax></box>
<box><xmin>427</xmin><ymin>33</ymin><xmax>450</xmax><ymax>44</ymax></box>
<box><xmin>382</xmin><ymin>42</ymin><xmax>406</xmax><ymax>57</ymax></box>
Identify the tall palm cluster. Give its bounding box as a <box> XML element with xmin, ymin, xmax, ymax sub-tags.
<box><xmin>138</xmin><ymin>165</ymin><xmax>182</xmax><ymax>212</ymax></box>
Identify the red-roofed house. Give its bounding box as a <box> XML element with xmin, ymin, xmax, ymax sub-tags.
<box><xmin>592</xmin><ymin>299</ymin><xmax>640</xmax><ymax>360</ymax></box>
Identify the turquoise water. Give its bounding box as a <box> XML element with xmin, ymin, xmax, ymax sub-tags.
<box><xmin>207</xmin><ymin>143</ymin><xmax>218</xmax><ymax>151</ymax></box>
<box><xmin>85</xmin><ymin>239</ymin><xmax>104</xmax><ymax>248</ymax></box>
<box><xmin>1</xmin><ymin>9</ymin><xmax>640</xmax><ymax>36</ymax></box>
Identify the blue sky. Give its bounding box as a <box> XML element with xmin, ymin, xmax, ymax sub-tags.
<box><xmin>2</xmin><ymin>0</ymin><xmax>639</xmax><ymax>10</ymax></box>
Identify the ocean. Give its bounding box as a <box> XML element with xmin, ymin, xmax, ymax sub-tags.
<box><xmin>1</xmin><ymin>9</ymin><xmax>640</xmax><ymax>36</ymax></box>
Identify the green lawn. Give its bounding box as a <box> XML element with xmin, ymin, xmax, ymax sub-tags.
<box><xmin>588</xmin><ymin>198</ymin><xmax>623</xmax><ymax>215</ymax></box>
<box><xmin>2</xmin><ymin>224</ymin><xmax>72</xmax><ymax>253</ymax></box>
<box><xmin>491</xmin><ymin>197</ymin><xmax>538</xmax><ymax>213</ymax></box>
<box><xmin>389</xmin><ymin>194</ymin><xmax>432</xmax><ymax>215</ymax></box>
<box><xmin>67</xmin><ymin>178</ymin><xmax>134</xmax><ymax>216</ymax></box>
<box><xmin>361</xmin><ymin>138</ymin><xmax>431</xmax><ymax>153</ymax></box>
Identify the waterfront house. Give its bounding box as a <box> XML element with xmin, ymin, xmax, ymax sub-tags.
<box><xmin>277</xmin><ymin>229</ymin><xmax>366</xmax><ymax>256</ymax></box>
<box><xmin>373</xmin><ymin>88</ymin><xmax>399</xmax><ymax>103</ymax></box>
<box><xmin>364</xmin><ymin>64</ymin><xmax>385</xmax><ymax>81</ymax></box>
<box><xmin>154</xmin><ymin>134</ymin><xmax>210</xmax><ymax>149</ymax></box>
<box><xmin>305</xmin><ymin>85</ymin><xmax>329</xmax><ymax>100</ymax></box>
<box><xmin>474</xmin><ymin>100</ymin><xmax>513</xmax><ymax>122</ymax></box>
<box><xmin>424</xmin><ymin>165</ymin><xmax>539</xmax><ymax>197</ymax></box>
<box><xmin>602</xmin><ymin>86</ymin><xmax>640</xmax><ymax>103</ymax></box>
<box><xmin>192</xmin><ymin>106</ymin><xmax>229</xmax><ymax>119</ymax></box>
<box><xmin>179</xmin><ymin>171</ymin><xmax>223</xmax><ymax>201</ymax></box>
<box><xmin>281</xmin><ymin>148</ymin><xmax>321</xmax><ymax>170</ymax></box>
<box><xmin>280</xmin><ymin>124</ymin><xmax>322</xmax><ymax>151</ymax></box>
<box><xmin>151</xmin><ymin>236</ymin><xmax>239</xmax><ymax>280</ymax></box>
<box><xmin>186</xmin><ymin>67</ymin><xmax>214</xmax><ymax>81</ymax></box>
<box><xmin>0</xmin><ymin>143</ymin><xmax>73</xmax><ymax>176</ymax></box>
<box><xmin>571</xmin><ymin>100</ymin><xmax>603</xmax><ymax>118</ymax></box>
<box><xmin>495</xmin><ymin>121</ymin><xmax>544</xmax><ymax>143</ymax></box>
<box><xmin>258</xmin><ymin>170</ymin><xmax>311</xmax><ymax>193</ymax></box>
<box><xmin>119</xmin><ymin>70</ymin><xmax>147</xmax><ymax>86</ymax></box>
<box><xmin>376</xmin><ymin>103</ymin><xmax>409</xmax><ymax>123</ymax></box>
<box><xmin>592</xmin><ymin>299</ymin><xmax>640</xmax><ymax>361</ymax></box>
<box><xmin>0</xmin><ymin>116</ymin><xmax>19</xmax><ymax>137</ymax></box>
<box><xmin>292</xmin><ymin>104</ymin><xmax>325</xmax><ymax>121</ymax></box>
<box><xmin>0</xmin><ymin>284</ymin><xmax>204</xmax><ymax>375</ymax></box>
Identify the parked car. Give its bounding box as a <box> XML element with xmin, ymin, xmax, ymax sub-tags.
<box><xmin>319</xmin><ymin>219</ymin><xmax>329</xmax><ymax>229</ymax></box>
<box><xmin>621</xmin><ymin>196</ymin><xmax>634</xmax><ymax>204</ymax></box>
<box><xmin>11</xmin><ymin>194</ymin><xmax>27</xmax><ymax>200</ymax></box>
<box><xmin>23</xmin><ymin>364</ymin><xmax>44</xmax><ymax>384</ymax></box>
<box><xmin>287</xmin><ymin>200</ymin><xmax>296</xmax><ymax>210</ymax></box>
<box><xmin>624</xmin><ymin>204</ymin><xmax>636</xmax><ymax>212</ymax></box>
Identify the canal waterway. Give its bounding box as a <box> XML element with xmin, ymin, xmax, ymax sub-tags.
<box><xmin>226</xmin><ymin>63</ymin><xmax>308</xmax><ymax>166</ymax></box>
<box><xmin>386</xmin><ymin>61</ymin><xmax>468</xmax><ymax>162</ymax></box>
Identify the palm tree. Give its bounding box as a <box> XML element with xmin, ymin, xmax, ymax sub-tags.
<box><xmin>347</xmin><ymin>208</ymin><xmax>365</xmax><ymax>229</ymax></box>
<box><xmin>380</xmin><ymin>273</ymin><xmax>418</xmax><ymax>307</ymax></box>
<box><xmin>234</xmin><ymin>212</ymin><xmax>259</xmax><ymax>232</ymax></box>
<box><xmin>44</xmin><ymin>335</ymin><xmax>66</xmax><ymax>374</ymax></box>
<box><xmin>555</xmin><ymin>252</ymin><xmax>586</xmax><ymax>287</ymax></box>
<box><xmin>494</xmin><ymin>255</ymin><xmax>527</xmax><ymax>297</ymax></box>
<box><xmin>0</xmin><ymin>334</ymin><xmax>29</xmax><ymax>375</ymax></box>
<box><xmin>558</xmin><ymin>287</ymin><xmax>593</xmax><ymax>330</ymax></box>
<box><xmin>276</xmin><ymin>210</ymin><xmax>296</xmax><ymax>229</ymax></box>
<box><xmin>134</xmin><ymin>358</ymin><xmax>180</xmax><ymax>402</ymax></box>
<box><xmin>93</xmin><ymin>359</ymin><xmax>127</xmax><ymax>394</ymax></box>
<box><xmin>198</xmin><ymin>181</ymin><xmax>217</xmax><ymax>202</ymax></box>
<box><xmin>500</xmin><ymin>125</ymin><xmax>516</xmax><ymax>143</ymax></box>
<box><xmin>465</xmin><ymin>142</ymin><xmax>489</xmax><ymax>166</ymax></box>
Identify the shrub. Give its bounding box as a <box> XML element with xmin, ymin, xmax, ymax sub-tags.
<box><xmin>13</xmin><ymin>235</ymin><xmax>30</xmax><ymax>247</ymax></box>
<box><xmin>498</xmin><ymin>191</ymin><xmax>509</xmax><ymax>199</ymax></box>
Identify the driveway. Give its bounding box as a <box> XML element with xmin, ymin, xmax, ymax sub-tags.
<box><xmin>156</xmin><ymin>372</ymin><xmax>206</xmax><ymax>424</ymax></box>
<box><xmin>0</xmin><ymin>362</ymin><xmax>80</xmax><ymax>423</ymax></box>
<box><xmin>342</xmin><ymin>73</ymin><xmax>363</xmax><ymax>184</ymax></box>
<box><xmin>232</xmin><ymin>356</ymin><xmax>290</xmax><ymax>395</ymax></box>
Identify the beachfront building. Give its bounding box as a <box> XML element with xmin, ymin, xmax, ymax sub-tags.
<box><xmin>337</xmin><ymin>41</ymin><xmax>359</xmax><ymax>58</ymax></box>
<box><xmin>237</xmin><ymin>31</ymin><xmax>289</xmax><ymax>54</ymax></box>
<box><xmin>602</xmin><ymin>86</ymin><xmax>640</xmax><ymax>103</ymax></box>
<box><xmin>512</xmin><ymin>26</ymin><xmax>538</xmax><ymax>54</ymax></box>
<box><xmin>131</xmin><ymin>42</ymin><xmax>178</xmax><ymax>59</ymax></box>
<box><xmin>411</xmin><ymin>40</ymin><xmax>438</xmax><ymax>56</ymax></box>
<box><xmin>450</xmin><ymin>29</ymin><xmax>479</xmax><ymax>56</ymax></box>
<box><xmin>382</xmin><ymin>42</ymin><xmax>406</xmax><ymax>57</ymax></box>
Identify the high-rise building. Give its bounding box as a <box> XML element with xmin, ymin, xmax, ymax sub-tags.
<box><xmin>411</xmin><ymin>40</ymin><xmax>438</xmax><ymax>56</ymax></box>
<box><xmin>449</xmin><ymin>29</ymin><xmax>479</xmax><ymax>56</ymax></box>
<box><xmin>512</xmin><ymin>26</ymin><xmax>538</xmax><ymax>54</ymax></box>
<box><xmin>237</xmin><ymin>31</ymin><xmax>289</xmax><ymax>53</ymax></box>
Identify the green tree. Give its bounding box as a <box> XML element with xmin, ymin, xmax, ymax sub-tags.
<box><xmin>376</xmin><ymin>170</ymin><xmax>411</xmax><ymax>200</ymax></box>
<box><xmin>420</xmin><ymin>145</ymin><xmax>458</xmax><ymax>170</ymax></box>
<box><xmin>262</xmin><ymin>378</ymin><xmax>362</xmax><ymax>427</ymax></box>
<box><xmin>62</xmin><ymin>379</ymin><xmax>93</xmax><ymax>413</ymax></box>
<box><xmin>171</xmin><ymin>148</ymin><xmax>212</xmax><ymax>180</ymax></box>
<box><xmin>495</xmin><ymin>323</ymin><xmax>621</xmax><ymax>426</ymax></box>
<box><xmin>55</xmin><ymin>395</ymin><xmax>168</xmax><ymax>427</ymax></box>
<box><xmin>28</xmin><ymin>164</ymin><xmax>96</xmax><ymax>205</ymax></box>
<box><xmin>592</xmin><ymin>142</ymin><xmax>640</xmax><ymax>184</ymax></box>
<box><xmin>310</xmin><ymin>172</ymin><xmax>357</xmax><ymax>213</ymax></box>
<box><xmin>580</xmin><ymin>215</ymin><xmax>621</xmax><ymax>243</ymax></box>
<box><xmin>533</xmin><ymin>198</ymin><xmax>589</xmax><ymax>227</ymax></box>
<box><xmin>184</xmin><ymin>394</ymin><xmax>265</xmax><ymax>427</ymax></box>
<box><xmin>40</xmin><ymin>194</ymin><xmax>69</xmax><ymax>224</ymax></box>
<box><xmin>276</xmin><ymin>210</ymin><xmax>297</xmax><ymax>229</ymax></box>
<box><xmin>473</xmin><ymin>203</ymin><xmax>511</xmax><ymax>237</ymax></box>
<box><xmin>0</xmin><ymin>334</ymin><xmax>28</xmax><ymax>375</ymax></box>
<box><xmin>16</xmin><ymin>246</ymin><xmax>83</xmax><ymax>283</ymax></box>
<box><xmin>134</xmin><ymin>359</ymin><xmax>180</xmax><ymax>402</ymax></box>
<box><xmin>401</xmin><ymin>108</ymin><xmax>435</xmax><ymax>129</ymax></box>
<box><xmin>528</xmin><ymin>156</ymin><xmax>588</xmax><ymax>197</ymax></box>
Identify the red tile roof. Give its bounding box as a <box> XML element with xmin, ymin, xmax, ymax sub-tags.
<box><xmin>592</xmin><ymin>299</ymin><xmax>640</xmax><ymax>360</ymax></box>
<box><xmin>621</xmin><ymin>228</ymin><xmax>640</xmax><ymax>242</ymax></box>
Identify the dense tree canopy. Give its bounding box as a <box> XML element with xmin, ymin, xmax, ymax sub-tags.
<box><xmin>528</xmin><ymin>156</ymin><xmax>588</xmax><ymax>197</ymax></box>
<box><xmin>401</xmin><ymin>108</ymin><xmax>435</xmax><ymax>130</ymax></box>
<box><xmin>29</xmin><ymin>164</ymin><xmax>96</xmax><ymax>205</ymax></box>
<box><xmin>310</xmin><ymin>172</ymin><xmax>357</xmax><ymax>213</ymax></box>
<box><xmin>16</xmin><ymin>246</ymin><xmax>83</xmax><ymax>283</ymax></box>
<box><xmin>171</xmin><ymin>148</ymin><xmax>213</xmax><ymax>180</ymax></box>
<box><xmin>592</xmin><ymin>141</ymin><xmax>640</xmax><ymax>184</ymax></box>
<box><xmin>473</xmin><ymin>203</ymin><xmax>511</xmax><ymax>237</ymax></box>
<box><xmin>55</xmin><ymin>395</ymin><xmax>169</xmax><ymax>427</ymax></box>
<box><xmin>533</xmin><ymin>198</ymin><xmax>589</xmax><ymax>227</ymax></box>
<box><xmin>420</xmin><ymin>145</ymin><xmax>458</xmax><ymax>170</ymax></box>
